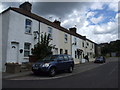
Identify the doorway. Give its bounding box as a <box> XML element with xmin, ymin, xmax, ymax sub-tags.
<box><xmin>11</xmin><ymin>42</ymin><xmax>19</xmax><ymax>63</ymax></box>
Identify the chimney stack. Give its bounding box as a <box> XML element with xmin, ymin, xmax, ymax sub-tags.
<box><xmin>53</xmin><ymin>20</ymin><xmax>61</xmax><ymax>26</ymax></box>
<box><xmin>19</xmin><ymin>2</ymin><xmax>32</xmax><ymax>12</ymax></box>
<box><xmin>69</xmin><ymin>27</ymin><xmax>77</xmax><ymax>33</ymax></box>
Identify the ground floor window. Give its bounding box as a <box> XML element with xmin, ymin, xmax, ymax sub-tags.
<box><xmin>65</xmin><ymin>50</ymin><xmax>68</xmax><ymax>54</ymax></box>
<box><xmin>60</xmin><ymin>49</ymin><xmax>63</xmax><ymax>54</ymax></box>
<box><xmin>83</xmin><ymin>53</ymin><xmax>84</xmax><ymax>58</ymax></box>
<box><xmin>24</xmin><ymin>43</ymin><xmax>31</xmax><ymax>57</ymax></box>
<box><xmin>54</xmin><ymin>48</ymin><xmax>58</xmax><ymax>54</ymax></box>
<box><xmin>75</xmin><ymin>51</ymin><xmax>77</xmax><ymax>58</ymax></box>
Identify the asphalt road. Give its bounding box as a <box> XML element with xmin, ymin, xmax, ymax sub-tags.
<box><xmin>2</xmin><ymin>57</ymin><xmax>119</xmax><ymax>88</ymax></box>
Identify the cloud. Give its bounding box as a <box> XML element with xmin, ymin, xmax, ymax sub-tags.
<box><xmin>0</xmin><ymin>2</ymin><xmax>119</xmax><ymax>44</ymax></box>
<box><xmin>90</xmin><ymin>15</ymin><xmax>103</xmax><ymax>24</ymax></box>
<box><xmin>86</xmin><ymin>11</ymin><xmax>96</xmax><ymax>18</ymax></box>
<box><xmin>94</xmin><ymin>21</ymin><xmax>118</xmax><ymax>34</ymax></box>
<box><xmin>32</xmin><ymin>2</ymin><xmax>91</xmax><ymax>20</ymax></box>
<box><xmin>77</xmin><ymin>18</ymin><xmax>118</xmax><ymax>43</ymax></box>
<box><xmin>108</xmin><ymin>2</ymin><xmax>118</xmax><ymax>12</ymax></box>
<box><xmin>90</xmin><ymin>2</ymin><xmax>104</xmax><ymax>10</ymax></box>
<box><xmin>0</xmin><ymin>3</ymin><xmax>6</xmax><ymax>13</ymax></box>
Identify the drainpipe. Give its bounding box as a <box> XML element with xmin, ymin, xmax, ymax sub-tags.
<box><xmin>38</xmin><ymin>21</ymin><xmax>40</xmax><ymax>43</ymax></box>
<box><xmin>70</xmin><ymin>34</ymin><xmax>72</xmax><ymax>56</ymax></box>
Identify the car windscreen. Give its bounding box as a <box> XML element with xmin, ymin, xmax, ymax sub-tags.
<box><xmin>43</xmin><ymin>55</ymin><xmax>58</xmax><ymax>61</ymax></box>
<box><xmin>96</xmin><ymin>56</ymin><xmax>103</xmax><ymax>60</ymax></box>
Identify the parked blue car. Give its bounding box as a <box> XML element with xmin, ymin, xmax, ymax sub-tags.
<box><xmin>32</xmin><ymin>54</ymin><xmax>74</xmax><ymax>77</ymax></box>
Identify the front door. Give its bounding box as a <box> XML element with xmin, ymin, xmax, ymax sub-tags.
<box><xmin>11</xmin><ymin>43</ymin><xmax>19</xmax><ymax>63</ymax></box>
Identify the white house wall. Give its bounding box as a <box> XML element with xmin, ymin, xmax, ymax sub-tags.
<box><xmin>85</xmin><ymin>40</ymin><xmax>95</xmax><ymax>61</ymax></box>
<box><xmin>71</xmin><ymin>35</ymin><xmax>81</xmax><ymax>64</ymax></box>
<box><xmin>0</xmin><ymin>14</ymin><xmax>1</xmax><ymax>72</ymax></box>
<box><xmin>40</xmin><ymin>22</ymin><xmax>71</xmax><ymax>55</ymax></box>
<box><xmin>6</xmin><ymin>10</ymin><xmax>39</xmax><ymax>64</ymax></box>
<box><xmin>79</xmin><ymin>39</ymin><xmax>86</xmax><ymax>58</ymax></box>
<box><xmin>2</xmin><ymin>11</ymin><xmax>10</xmax><ymax>72</ymax></box>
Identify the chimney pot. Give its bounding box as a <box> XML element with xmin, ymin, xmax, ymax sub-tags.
<box><xmin>53</xmin><ymin>20</ymin><xmax>61</xmax><ymax>26</ymax></box>
<box><xmin>69</xmin><ymin>27</ymin><xmax>77</xmax><ymax>33</ymax></box>
<box><xmin>19</xmin><ymin>2</ymin><xmax>32</xmax><ymax>12</ymax></box>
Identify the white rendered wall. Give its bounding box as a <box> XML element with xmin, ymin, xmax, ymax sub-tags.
<box><xmin>85</xmin><ymin>40</ymin><xmax>95</xmax><ymax>61</ymax></box>
<box><xmin>0</xmin><ymin>13</ymin><xmax>1</xmax><ymax>90</ymax></box>
<box><xmin>71</xmin><ymin>35</ymin><xmax>82</xmax><ymax>64</ymax></box>
<box><xmin>6</xmin><ymin>10</ymin><xmax>39</xmax><ymax>64</ymax></box>
<box><xmin>2</xmin><ymin>11</ymin><xmax>10</xmax><ymax>72</ymax></box>
<box><xmin>40</xmin><ymin>22</ymin><xmax>71</xmax><ymax>55</ymax></box>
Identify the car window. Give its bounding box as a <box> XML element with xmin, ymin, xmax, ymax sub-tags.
<box><xmin>68</xmin><ymin>55</ymin><xmax>73</xmax><ymax>60</ymax></box>
<box><xmin>43</xmin><ymin>55</ymin><xmax>58</xmax><ymax>61</ymax></box>
<box><xmin>58</xmin><ymin>55</ymin><xmax>64</xmax><ymax>60</ymax></box>
<box><xmin>63</xmin><ymin>55</ymin><xmax>69</xmax><ymax>61</ymax></box>
<box><xmin>100</xmin><ymin>56</ymin><xmax>103</xmax><ymax>59</ymax></box>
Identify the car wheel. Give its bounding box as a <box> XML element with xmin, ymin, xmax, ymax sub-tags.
<box><xmin>33</xmin><ymin>72</ymin><xmax>39</xmax><ymax>75</ymax></box>
<box><xmin>49</xmin><ymin>68</ymin><xmax>56</xmax><ymax>77</ymax></box>
<box><xmin>68</xmin><ymin>66</ymin><xmax>73</xmax><ymax>73</ymax></box>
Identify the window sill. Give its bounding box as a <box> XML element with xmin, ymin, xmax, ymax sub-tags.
<box><xmin>25</xmin><ymin>33</ymin><xmax>32</xmax><ymax>35</ymax></box>
<box><xmin>24</xmin><ymin>57</ymin><xmax>29</xmax><ymax>59</ymax></box>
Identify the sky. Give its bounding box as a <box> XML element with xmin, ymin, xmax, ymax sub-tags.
<box><xmin>0</xmin><ymin>0</ymin><xmax>119</xmax><ymax>44</ymax></box>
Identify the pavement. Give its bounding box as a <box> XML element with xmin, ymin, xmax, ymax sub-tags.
<box><xmin>2</xmin><ymin>61</ymin><xmax>92</xmax><ymax>79</ymax></box>
<box><xmin>2</xmin><ymin>71</ymin><xmax>32</xmax><ymax>79</ymax></box>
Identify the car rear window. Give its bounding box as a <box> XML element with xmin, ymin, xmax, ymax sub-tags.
<box><xmin>58</xmin><ymin>55</ymin><xmax>64</xmax><ymax>60</ymax></box>
<box><xmin>63</xmin><ymin>55</ymin><xmax>69</xmax><ymax>61</ymax></box>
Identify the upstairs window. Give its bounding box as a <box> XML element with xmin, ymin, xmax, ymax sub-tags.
<box><xmin>64</xmin><ymin>34</ymin><xmax>68</xmax><ymax>43</ymax></box>
<box><xmin>48</xmin><ymin>27</ymin><xmax>52</xmax><ymax>39</ymax></box>
<box><xmin>87</xmin><ymin>42</ymin><xmax>89</xmax><ymax>46</ymax></box>
<box><xmin>24</xmin><ymin>43</ymin><xmax>31</xmax><ymax>57</ymax></box>
<box><xmin>25</xmin><ymin>19</ymin><xmax>32</xmax><ymax>34</ymax></box>
<box><xmin>82</xmin><ymin>42</ymin><xmax>84</xmax><ymax>47</ymax></box>
<box><xmin>74</xmin><ymin>37</ymin><xmax>77</xmax><ymax>45</ymax></box>
<box><xmin>92</xmin><ymin>44</ymin><xmax>93</xmax><ymax>48</ymax></box>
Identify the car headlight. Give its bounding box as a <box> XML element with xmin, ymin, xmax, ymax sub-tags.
<box><xmin>42</xmin><ymin>63</ymin><xmax>50</xmax><ymax>67</ymax></box>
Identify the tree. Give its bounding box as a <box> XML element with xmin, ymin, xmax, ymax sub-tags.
<box><xmin>31</xmin><ymin>33</ymin><xmax>55</xmax><ymax>61</ymax></box>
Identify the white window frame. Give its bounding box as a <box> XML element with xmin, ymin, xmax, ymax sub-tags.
<box><xmin>64</xmin><ymin>33</ymin><xmax>68</xmax><ymax>43</ymax></box>
<box><xmin>48</xmin><ymin>27</ymin><xmax>52</xmax><ymax>39</ymax></box>
<box><xmin>25</xmin><ymin>19</ymin><xmax>32</xmax><ymax>34</ymax></box>
<box><xmin>74</xmin><ymin>37</ymin><xmax>77</xmax><ymax>45</ymax></box>
<box><xmin>24</xmin><ymin>43</ymin><xmax>31</xmax><ymax>57</ymax></box>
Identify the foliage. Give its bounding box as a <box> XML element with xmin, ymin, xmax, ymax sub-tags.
<box><xmin>101</xmin><ymin>40</ymin><xmax>120</xmax><ymax>56</ymax></box>
<box><xmin>31</xmin><ymin>33</ymin><xmax>55</xmax><ymax>60</ymax></box>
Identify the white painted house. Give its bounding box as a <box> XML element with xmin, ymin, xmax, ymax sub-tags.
<box><xmin>0</xmin><ymin>12</ymin><xmax>2</xmax><ymax>72</ymax></box>
<box><xmin>1</xmin><ymin>2</ymin><xmax>96</xmax><ymax>72</ymax></box>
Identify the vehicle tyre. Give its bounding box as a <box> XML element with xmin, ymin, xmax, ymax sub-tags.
<box><xmin>33</xmin><ymin>72</ymin><xmax>39</xmax><ymax>75</ymax></box>
<box><xmin>49</xmin><ymin>68</ymin><xmax>56</xmax><ymax>77</ymax></box>
<box><xmin>68</xmin><ymin>66</ymin><xmax>73</xmax><ymax>73</ymax></box>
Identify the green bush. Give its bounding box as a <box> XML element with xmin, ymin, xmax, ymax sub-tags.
<box><xmin>31</xmin><ymin>33</ymin><xmax>55</xmax><ymax>61</ymax></box>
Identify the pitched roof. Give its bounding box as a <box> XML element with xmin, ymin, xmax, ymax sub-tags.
<box><xmin>2</xmin><ymin>7</ymin><xmax>96</xmax><ymax>43</ymax></box>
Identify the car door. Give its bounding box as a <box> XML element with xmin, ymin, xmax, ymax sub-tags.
<box><xmin>63</xmin><ymin>55</ymin><xmax>70</xmax><ymax>69</ymax></box>
<box><xmin>56</xmin><ymin>55</ymin><xmax>65</xmax><ymax>70</ymax></box>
